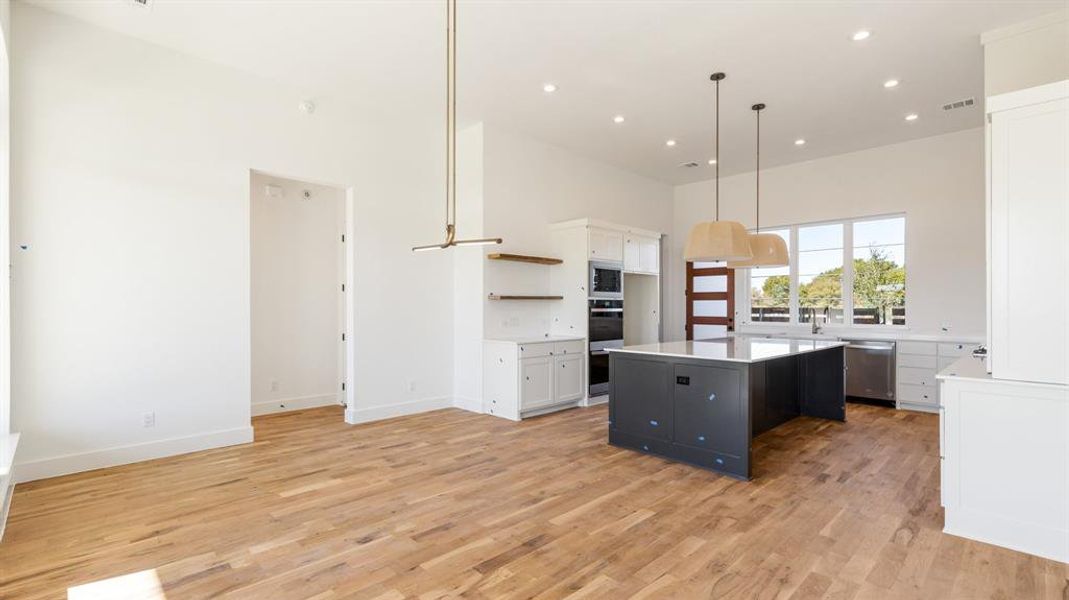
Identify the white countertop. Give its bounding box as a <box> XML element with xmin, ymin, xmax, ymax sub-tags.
<box><xmin>608</xmin><ymin>335</ymin><xmax>847</xmax><ymax>364</ymax></box>
<box><xmin>936</xmin><ymin>355</ymin><xmax>992</xmax><ymax>382</ymax></box>
<box><xmin>485</xmin><ymin>334</ymin><xmax>585</xmax><ymax>344</ymax></box>
<box><xmin>737</xmin><ymin>328</ymin><xmax>984</xmax><ymax>344</ymax></box>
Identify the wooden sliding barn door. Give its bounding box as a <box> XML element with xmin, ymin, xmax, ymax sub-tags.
<box><xmin>685</xmin><ymin>262</ymin><xmax>735</xmax><ymax>340</ymax></box>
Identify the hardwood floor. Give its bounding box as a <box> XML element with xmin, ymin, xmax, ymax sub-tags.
<box><xmin>1</xmin><ymin>404</ymin><xmax>1066</xmax><ymax>599</ymax></box>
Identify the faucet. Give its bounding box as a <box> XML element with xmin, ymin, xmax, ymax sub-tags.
<box><xmin>811</xmin><ymin>307</ymin><xmax>828</xmax><ymax>335</ymax></box>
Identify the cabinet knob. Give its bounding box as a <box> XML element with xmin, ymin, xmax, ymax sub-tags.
<box><xmin>642</xmin><ymin>444</ymin><xmax>649</xmax><ymax>451</ymax></box>
<box><xmin>525</xmin><ymin>376</ymin><xmax>530</xmax><ymax>381</ymax></box>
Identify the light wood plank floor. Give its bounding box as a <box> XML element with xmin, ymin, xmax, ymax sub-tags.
<box><xmin>1</xmin><ymin>404</ymin><xmax>1066</xmax><ymax>599</ymax></box>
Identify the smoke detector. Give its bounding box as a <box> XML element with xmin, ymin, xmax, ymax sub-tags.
<box><xmin>942</xmin><ymin>97</ymin><xmax>976</xmax><ymax>112</ymax></box>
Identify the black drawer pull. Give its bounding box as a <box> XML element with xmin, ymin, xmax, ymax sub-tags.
<box><xmin>649</xmin><ymin>420</ymin><xmax>659</xmax><ymax>427</ymax></box>
<box><xmin>697</xmin><ymin>435</ymin><xmax>706</xmax><ymax>442</ymax></box>
<box><xmin>708</xmin><ymin>393</ymin><xmax>716</xmax><ymax>401</ymax></box>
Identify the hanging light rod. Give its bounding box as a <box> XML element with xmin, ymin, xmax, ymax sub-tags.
<box><xmin>728</xmin><ymin>102</ymin><xmax>789</xmax><ymax>269</ymax></box>
<box><xmin>412</xmin><ymin>0</ymin><xmax>502</xmax><ymax>252</ymax></box>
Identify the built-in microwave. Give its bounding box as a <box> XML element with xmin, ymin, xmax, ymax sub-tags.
<box><xmin>589</xmin><ymin>261</ymin><xmax>623</xmax><ymax>299</ymax></box>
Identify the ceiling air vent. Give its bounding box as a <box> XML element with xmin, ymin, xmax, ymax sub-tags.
<box><xmin>131</xmin><ymin>0</ymin><xmax>150</xmax><ymax>6</ymax></box>
<box><xmin>678</xmin><ymin>161</ymin><xmax>700</xmax><ymax>169</ymax></box>
<box><xmin>942</xmin><ymin>97</ymin><xmax>976</xmax><ymax>112</ymax></box>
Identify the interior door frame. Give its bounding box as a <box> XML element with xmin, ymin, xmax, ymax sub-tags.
<box><xmin>685</xmin><ymin>262</ymin><xmax>735</xmax><ymax>340</ymax></box>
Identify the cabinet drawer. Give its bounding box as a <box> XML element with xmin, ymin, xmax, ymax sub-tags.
<box><xmin>553</xmin><ymin>340</ymin><xmax>585</xmax><ymax>356</ymax></box>
<box><xmin>898</xmin><ymin>383</ymin><xmax>937</xmax><ymax>405</ymax></box>
<box><xmin>938</xmin><ymin>342</ymin><xmax>971</xmax><ymax>358</ymax></box>
<box><xmin>518</xmin><ymin>342</ymin><xmax>553</xmax><ymax>358</ymax></box>
<box><xmin>898</xmin><ymin>341</ymin><xmax>936</xmax><ymax>356</ymax></box>
<box><xmin>898</xmin><ymin>367</ymin><xmax>937</xmax><ymax>387</ymax></box>
<box><xmin>898</xmin><ymin>353</ymin><xmax>937</xmax><ymax>369</ymax></box>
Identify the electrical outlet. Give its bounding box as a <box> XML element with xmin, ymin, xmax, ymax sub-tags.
<box><xmin>142</xmin><ymin>412</ymin><xmax>155</xmax><ymax>428</ymax></box>
<box><xmin>269</xmin><ymin>380</ymin><xmax>279</xmax><ymax>392</ymax></box>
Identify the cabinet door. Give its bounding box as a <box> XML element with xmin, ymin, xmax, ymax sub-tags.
<box><xmin>639</xmin><ymin>237</ymin><xmax>660</xmax><ymax>274</ymax></box>
<box><xmin>990</xmin><ymin>97</ymin><xmax>1068</xmax><ymax>384</ymax></box>
<box><xmin>673</xmin><ymin>364</ymin><xmax>745</xmax><ymax>457</ymax></box>
<box><xmin>610</xmin><ymin>355</ymin><xmax>671</xmax><ymax>440</ymax></box>
<box><xmin>623</xmin><ymin>236</ymin><xmax>641</xmax><ymax>272</ymax></box>
<box><xmin>520</xmin><ymin>357</ymin><xmax>554</xmax><ymax>410</ymax></box>
<box><xmin>555</xmin><ymin>354</ymin><xmax>584</xmax><ymax>402</ymax></box>
<box><xmin>590</xmin><ymin>228</ymin><xmax>624</xmax><ymax>262</ymax></box>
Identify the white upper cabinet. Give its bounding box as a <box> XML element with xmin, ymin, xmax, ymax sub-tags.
<box><xmin>588</xmin><ymin>227</ymin><xmax>624</xmax><ymax>263</ymax></box>
<box><xmin>624</xmin><ymin>234</ymin><xmax>660</xmax><ymax>274</ymax></box>
<box><xmin>988</xmin><ymin>83</ymin><xmax>1068</xmax><ymax>385</ymax></box>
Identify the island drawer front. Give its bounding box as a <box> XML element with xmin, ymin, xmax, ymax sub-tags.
<box><xmin>898</xmin><ymin>367</ymin><xmax>937</xmax><ymax>387</ymax></box>
<box><xmin>898</xmin><ymin>341</ymin><xmax>937</xmax><ymax>356</ymax></box>
<box><xmin>898</xmin><ymin>354</ymin><xmax>937</xmax><ymax>369</ymax></box>
<box><xmin>672</xmin><ymin>444</ymin><xmax>746</xmax><ymax>478</ymax></box>
<box><xmin>553</xmin><ymin>340</ymin><xmax>586</xmax><ymax>356</ymax></box>
<box><xmin>937</xmin><ymin>342</ymin><xmax>971</xmax><ymax>357</ymax></box>
<box><xmin>518</xmin><ymin>342</ymin><xmax>553</xmax><ymax>358</ymax></box>
<box><xmin>672</xmin><ymin>364</ymin><xmax>746</xmax><ymax>459</ymax></box>
<box><xmin>898</xmin><ymin>383</ymin><xmax>936</xmax><ymax>405</ymax></box>
<box><xmin>610</xmin><ymin>355</ymin><xmax>672</xmax><ymax>440</ymax></box>
<box><xmin>609</xmin><ymin>430</ymin><xmax>671</xmax><ymax>458</ymax></box>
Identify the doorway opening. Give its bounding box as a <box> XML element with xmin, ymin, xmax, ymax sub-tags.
<box><xmin>250</xmin><ymin>171</ymin><xmax>350</xmax><ymax>419</ymax></box>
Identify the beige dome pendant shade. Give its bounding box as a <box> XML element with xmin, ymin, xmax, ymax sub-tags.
<box><xmin>683</xmin><ymin>72</ymin><xmax>754</xmax><ymax>262</ymax></box>
<box><xmin>728</xmin><ymin>103</ymin><xmax>789</xmax><ymax>269</ymax></box>
<box><xmin>413</xmin><ymin>0</ymin><xmax>502</xmax><ymax>252</ymax></box>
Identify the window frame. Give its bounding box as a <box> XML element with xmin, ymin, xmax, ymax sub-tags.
<box><xmin>740</xmin><ymin>213</ymin><xmax>907</xmax><ymax>330</ymax></box>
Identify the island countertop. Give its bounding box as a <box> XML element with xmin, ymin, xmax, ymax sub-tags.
<box><xmin>606</xmin><ymin>335</ymin><xmax>847</xmax><ymax>364</ymax></box>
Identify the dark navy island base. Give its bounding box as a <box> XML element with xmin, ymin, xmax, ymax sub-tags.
<box><xmin>607</xmin><ymin>339</ymin><xmax>846</xmax><ymax>480</ymax></box>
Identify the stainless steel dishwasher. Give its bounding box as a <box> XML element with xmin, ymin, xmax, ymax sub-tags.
<box><xmin>844</xmin><ymin>340</ymin><xmax>896</xmax><ymax>403</ymax></box>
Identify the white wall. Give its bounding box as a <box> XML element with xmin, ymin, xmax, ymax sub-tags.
<box><xmin>481</xmin><ymin>124</ymin><xmax>673</xmax><ymax>339</ymax></box>
<box><xmin>250</xmin><ymin>173</ymin><xmax>343</xmax><ymax>416</ymax></box>
<box><xmin>668</xmin><ymin>128</ymin><xmax>986</xmax><ymax>340</ymax></box>
<box><xmin>982</xmin><ymin>10</ymin><xmax>1068</xmax><ymax>97</ymax></box>
<box><xmin>451</xmin><ymin>123</ymin><xmax>672</xmax><ymax>409</ymax></box>
<box><xmin>11</xmin><ymin>5</ymin><xmax>455</xmax><ymax>480</ymax></box>
<box><xmin>0</xmin><ymin>0</ymin><xmax>10</xmax><ymax>438</ymax></box>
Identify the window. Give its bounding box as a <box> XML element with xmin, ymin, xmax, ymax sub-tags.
<box><xmin>748</xmin><ymin>229</ymin><xmax>789</xmax><ymax>323</ymax></box>
<box><xmin>742</xmin><ymin>215</ymin><xmax>906</xmax><ymax>327</ymax></box>
<box><xmin>852</xmin><ymin>217</ymin><xmax>905</xmax><ymax>325</ymax></box>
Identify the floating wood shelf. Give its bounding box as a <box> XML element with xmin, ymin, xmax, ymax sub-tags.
<box><xmin>487</xmin><ymin>253</ymin><xmax>563</xmax><ymax>265</ymax></box>
<box><xmin>487</xmin><ymin>294</ymin><xmax>564</xmax><ymax>301</ymax></box>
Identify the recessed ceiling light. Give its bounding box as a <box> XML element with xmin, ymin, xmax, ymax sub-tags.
<box><xmin>884</xmin><ymin>79</ymin><xmax>899</xmax><ymax>89</ymax></box>
<box><xmin>665</xmin><ymin>139</ymin><xmax>677</xmax><ymax>147</ymax></box>
<box><xmin>852</xmin><ymin>30</ymin><xmax>871</xmax><ymax>41</ymax></box>
<box><xmin>613</xmin><ymin>115</ymin><xmax>625</xmax><ymax>124</ymax></box>
<box><xmin>794</xmin><ymin>139</ymin><xmax>806</xmax><ymax>146</ymax></box>
<box><xmin>543</xmin><ymin>83</ymin><xmax>557</xmax><ymax>93</ymax></box>
<box><xmin>905</xmin><ymin>113</ymin><xmax>919</xmax><ymax>121</ymax></box>
<box><xmin>707</xmin><ymin>158</ymin><xmax>717</xmax><ymax>165</ymax></box>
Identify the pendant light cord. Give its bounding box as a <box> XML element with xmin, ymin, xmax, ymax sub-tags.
<box><xmin>755</xmin><ymin>105</ymin><xmax>760</xmax><ymax>233</ymax></box>
<box><xmin>714</xmin><ymin>76</ymin><xmax>720</xmax><ymax>221</ymax></box>
<box><xmin>445</xmin><ymin>0</ymin><xmax>456</xmax><ymax>232</ymax></box>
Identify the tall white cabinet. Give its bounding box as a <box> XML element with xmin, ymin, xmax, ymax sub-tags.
<box><xmin>987</xmin><ymin>81</ymin><xmax>1068</xmax><ymax>385</ymax></box>
<box><xmin>937</xmin><ymin>80</ymin><xmax>1069</xmax><ymax>563</ymax></box>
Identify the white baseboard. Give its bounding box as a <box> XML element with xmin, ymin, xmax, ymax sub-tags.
<box><xmin>13</xmin><ymin>426</ymin><xmax>254</xmax><ymax>484</ymax></box>
<box><xmin>345</xmin><ymin>396</ymin><xmax>453</xmax><ymax>425</ymax></box>
<box><xmin>252</xmin><ymin>394</ymin><xmax>341</xmax><ymax>417</ymax></box>
<box><xmin>452</xmin><ymin>396</ymin><xmax>483</xmax><ymax>414</ymax></box>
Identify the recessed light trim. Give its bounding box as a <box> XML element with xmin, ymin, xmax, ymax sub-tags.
<box><xmin>542</xmin><ymin>83</ymin><xmax>557</xmax><ymax>93</ymax></box>
<box><xmin>613</xmin><ymin>115</ymin><xmax>625</xmax><ymax>124</ymax></box>
<box><xmin>883</xmin><ymin>79</ymin><xmax>899</xmax><ymax>89</ymax></box>
<box><xmin>665</xmin><ymin>139</ymin><xmax>677</xmax><ymax>147</ymax></box>
<box><xmin>852</xmin><ymin>30</ymin><xmax>871</xmax><ymax>41</ymax></box>
<box><xmin>707</xmin><ymin>158</ymin><xmax>717</xmax><ymax>165</ymax></box>
<box><xmin>905</xmin><ymin>113</ymin><xmax>919</xmax><ymax>121</ymax></box>
<box><xmin>794</xmin><ymin>139</ymin><xmax>806</xmax><ymax>146</ymax></box>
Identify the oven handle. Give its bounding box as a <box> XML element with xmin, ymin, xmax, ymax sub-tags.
<box><xmin>589</xmin><ymin>308</ymin><xmax>624</xmax><ymax>313</ymax></box>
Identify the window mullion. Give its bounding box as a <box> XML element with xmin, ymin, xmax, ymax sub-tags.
<box><xmin>843</xmin><ymin>220</ymin><xmax>854</xmax><ymax>325</ymax></box>
<box><xmin>789</xmin><ymin>226</ymin><xmax>800</xmax><ymax>325</ymax></box>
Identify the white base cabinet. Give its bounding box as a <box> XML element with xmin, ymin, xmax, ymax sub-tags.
<box><xmin>938</xmin><ymin>358</ymin><xmax>1068</xmax><ymax>563</ymax></box>
<box><xmin>896</xmin><ymin>340</ymin><xmax>973</xmax><ymax>413</ymax></box>
<box><xmin>483</xmin><ymin>338</ymin><xmax>586</xmax><ymax>421</ymax></box>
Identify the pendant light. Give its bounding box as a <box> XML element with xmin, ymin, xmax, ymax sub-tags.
<box><xmin>727</xmin><ymin>103</ymin><xmax>789</xmax><ymax>269</ymax></box>
<box><xmin>413</xmin><ymin>0</ymin><xmax>502</xmax><ymax>252</ymax></box>
<box><xmin>683</xmin><ymin>72</ymin><xmax>753</xmax><ymax>263</ymax></box>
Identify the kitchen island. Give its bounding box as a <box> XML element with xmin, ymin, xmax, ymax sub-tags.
<box><xmin>607</xmin><ymin>335</ymin><xmax>847</xmax><ymax>479</ymax></box>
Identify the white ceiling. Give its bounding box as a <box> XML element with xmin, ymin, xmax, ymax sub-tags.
<box><xmin>29</xmin><ymin>0</ymin><xmax>1062</xmax><ymax>184</ymax></box>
